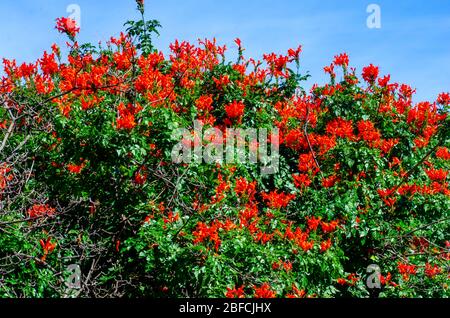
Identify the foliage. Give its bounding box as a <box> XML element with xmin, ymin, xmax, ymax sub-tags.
<box><xmin>0</xmin><ymin>3</ymin><xmax>449</xmax><ymax>298</ymax></box>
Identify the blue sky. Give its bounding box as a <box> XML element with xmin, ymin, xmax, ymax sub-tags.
<box><xmin>1</xmin><ymin>0</ymin><xmax>449</xmax><ymax>102</ymax></box>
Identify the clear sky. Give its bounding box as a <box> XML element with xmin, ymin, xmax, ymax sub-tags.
<box><xmin>1</xmin><ymin>0</ymin><xmax>449</xmax><ymax>102</ymax></box>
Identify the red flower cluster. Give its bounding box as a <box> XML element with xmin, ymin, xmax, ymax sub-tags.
<box><xmin>225</xmin><ymin>285</ymin><xmax>245</xmax><ymax>298</ymax></box>
<box><xmin>425</xmin><ymin>168</ymin><xmax>448</xmax><ymax>182</ymax></box>
<box><xmin>27</xmin><ymin>204</ymin><xmax>56</xmax><ymax>219</ymax></box>
<box><xmin>284</xmin><ymin>226</ymin><xmax>314</xmax><ymax>252</ymax></box>
<box><xmin>234</xmin><ymin>177</ymin><xmax>257</xmax><ymax>201</ymax></box>
<box><xmin>195</xmin><ymin>95</ymin><xmax>214</xmax><ymax>114</ymax></box>
<box><xmin>321</xmin><ymin>220</ymin><xmax>339</xmax><ymax>234</ymax></box>
<box><xmin>357</xmin><ymin>120</ymin><xmax>381</xmax><ymax>143</ymax></box>
<box><xmin>0</xmin><ymin>164</ymin><xmax>13</xmax><ymax>194</ymax></box>
<box><xmin>436</xmin><ymin>147</ymin><xmax>450</xmax><ymax>160</ymax></box>
<box><xmin>193</xmin><ymin>221</ymin><xmax>222</xmax><ymax>251</ymax></box>
<box><xmin>292</xmin><ymin>174</ymin><xmax>312</xmax><ymax>190</ymax></box>
<box><xmin>333</xmin><ymin>53</ymin><xmax>349</xmax><ymax>67</ymax></box>
<box><xmin>55</xmin><ymin>17</ymin><xmax>80</xmax><ymax>38</ymax></box>
<box><xmin>225</xmin><ymin>101</ymin><xmax>245</xmax><ymax>120</ymax></box>
<box><xmin>398</xmin><ymin>262</ymin><xmax>417</xmax><ymax>281</ymax></box>
<box><xmin>337</xmin><ymin>273</ymin><xmax>359</xmax><ymax>286</ymax></box>
<box><xmin>134</xmin><ymin>168</ymin><xmax>148</xmax><ymax>185</ymax></box>
<box><xmin>326</xmin><ymin>117</ymin><xmax>354</xmax><ymax>139</ymax></box>
<box><xmin>272</xmin><ymin>259</ymin><xmax>293</xmax><ymax>272</ymax></box>
<box><xmin>262</xmin><ymin>191</ymin><xmax>296</xmax><ymax>209</ymax></box>
<box><xmin>320</xmin><ymin>239</ymin><xmax>332</xmax><ymax>252</ymax></box>
<box><xmin>298</xmin><ymin>153</ymin><xmax>319</xmax><ymax>175</ymax></box>
<box><xmin>67</xmin><ymin>161</ymin><xmax>86</xmax><ymax>174</ymax></box>
<box><xmin>40</xmin><ymin>238</ymin><xmax>57</xmax><ymax>262</ymax></box>
<box><xmin>437</xmin><ymin>92</ymin><xmax>450</xmax><ymax>105</ymax></box>
<box><xmin>306</xmin><ymin>216</ymin><xmax>321</xmax><ymax>231</ymax></box>
<box><xmin>321</xmin><ymin>175</ymin><xmax>339</xmax><ymax>188</ymax></box>
<box><xmin>116</xmin><ymin>103</ymin><xmax>142</xmax><ymax>130</ymax></box>
<box><xmin>253</xmin><ymin>283</ymin><xmax>276</xmax><ymax>298</ymax></box>
<box><xmin>192</xmin><ymin>219</ymin><xmax>235</xmax><ymax>251</ymax></box>
<box><xmin>40</xmin><ymin>51</ymin><xmax>59</xmax><ymax>76</ymax></box>
<box><xmin>362</xmin><ymin>64</ymin><xmax>379</xmax><ymax>84</ymax></box>
<box><xmin>263</xmin><ymin>47</ymin><xmax>301</xmax><ymax>78</ymax></box>
<box><xmin>424</xmin><ymin>263</ymin><xmax>442</xmax><ymax>279</ymax></box>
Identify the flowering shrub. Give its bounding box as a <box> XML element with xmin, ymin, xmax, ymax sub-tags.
<box><xmin>0</xmin><ymin>2</ymin><xmax>449</xmax><ymax>298</ymax></box>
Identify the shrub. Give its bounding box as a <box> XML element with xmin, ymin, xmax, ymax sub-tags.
<box><xmin>0</xmin><ymin>2</ymin><xmax>449</xmax><ymax>298</ymax></box>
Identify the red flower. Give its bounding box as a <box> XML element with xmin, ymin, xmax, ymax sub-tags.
<box><xmin>134</xmin><ymin>168</ymin><xmax>148</xmax><ymax>185</ymax></box>
<box><xmin>306</xmin><ymin>216</ymin><xmax>322</xmax><ymax>231</ymax></box>
<box><xmin>261</xmin><ymin>191</ymin><xmax>296</xmax><ymax>209</ymax></box>
<box><xmin>193</xmin><ymin>221</ymin><xmax>223</xmax><ymax>251</ymax></box>
<box><xmin>398</xmin><ymin>262</ymin><xmax>417</xmax><ymax>281</ymax></box>
<box><xmin>357</xmin><ymin>120</ymin><xmax>381</xmax><ymax>143</ymax></box>
<box><xmin>337</xmin><ymin>278</ymin><xmax>347</xmax><ymax>286</ymax></box>
<box><xmin>272</xmin><ymin>261</ymin><xmax>280</xmax><ymax>270</ymax></box>
<box><xmin>437</xmin><ymin>92</ymin><xmax>450</xmax><ymax>105</ymax></box>
<box><xmin>426</xmin><ymin>168</ymin><xmax>448</xmax><ymax>182</ymax></box>
<box><xmin>321</xmin><ymin>220</ymin><xmax>339</xmax><ymax>234</ymax></box>
<box><xmin>40</xmin><ymin>238</ymin><xmax>57</xmax><ymax>262</ymax></box>
<box><xmin>225</xmin><ymin>101</ymin><xmax>245</xmax><ymax>119</ymax></box>
<box><xmin>283</xmin><ymin>260</ymin><xmax>293</xmax><ymax>272</ymax></box>
<box><xmin>0</xmin><ymin>120</ymin><xmax>7</xmax><ymax>129</ymax></box>
<box><xmin>320</xmin><ymin>239</ymin><xmax>332</xmax><ymax>252</ymax></box>
<box><xmin>362</xmin><ymin>64</ymin><xmax>379</xmax><ymax>84</ymax></box>
<box><xmin>326</xmin><ymin>117</ymin><xmax>354</xmax><ymax>139</ymax></box>
<box><xmin>298</xmin><ymin>239</ymin><xmax>314</xmax><ymax>252</ymax></box>
<box><xmin>293</xmin><ymin>174</ymin><xmax>312</xmax><ymax>189</ymax></box>
<box><xmin>226</xmin><ymin>285</ymin><xmax>245</xmax><ymax>298</ymax></box>
<box><xmin>321</xmin><ymin>175</ymin><xmax>339</xmax><ymax>188</ymax></box>
<box><xmin>253</xmin><ymin>283</ymin><xmax>276</xmax><ymax>298</ymax></box>
<box><xmin>39</xmin><ymin>51</ymin><xmax>59</xmax><ymax>76</ymax></box>
<box><xmin>67</xmin><ymin>164</ymin><xmax>80</xmax><ymax>174</ymax></box>
<box><xmin>324</xmin><ymin>64</ymin><xmax>335</xmax><ymax>78</ymax></box>
<box><xmin>436</xmin><ymin>147</ymin><xmax>450</xmax><ymax>160</ymax></box>
<box><xmin>254</xmin><ymin>231</ymin><xmax>273</xmax><ymax>245</ymax></box>
<box><xmin>287</xmin><ymin>45</ymin><xmax>302</xmax><ymax>61</ymax></box>
<box><xmin>235</xmin><ymin>177</ymin><xmax>257</xmax><ymax>201</ymax></box>
<box><xmin>400</xmin><ymin>84</ymin><xmax>415</xmax><ymax>99</ymax></box>
<box><xmin>383</xmin><ymin>196</ymin><xmax>397</xmax><ymax>207</ymax></box>
<box><xmin>116</xmin><ymin>103</ymin><xmax>141</xmax><ymax>130</ymax></box>
<box><xmin>378</xmin><ymin>75</ymin><xmax>391</xmax><ymax>88</ymax></box>
<box><xmin>379</xmin><ymin>138</ymin><xmax>399</xmax><ymax>154</ymax></box>
<box><xmin>333</xmin><ymin>53</ymin><xmax>349</xmax><ymax>67</ymax></box>
<box><xmin>196</xmin><ymin>95</ymin><xmax>213</xmax><ymax>113</ymax></box>
<box><xmin>298</xmin><ymin>153</ymin><xmax>319</xmax><ymax>175</ymax></box>
<box><xmin>380</xmin><ymin>273</ymin><xmax>392</xmax><ymax>286</ymax></box>
<box><xmin>347</xmin><ymin>273</ymin><xmax>359</xmax><ymax>285</ymax></box>
<box><xmin>163</xmin><ymin>211</ymin><xmax>180</xmax><ymax>224</ymax></box>
<box><xmin>27</xmin><ymin>204</ymin><xmax>56</xmax><ymax>219</ymax></box>
<box><xmin>55</xmin><ymin>17</ymin><xmax>80</xmax><ymax>38</ymax></box>
<box><xmin>0</xmin><ymin>164</ymin><xmax>13</xmax><ymax>191</ymax></box>
<box><xmin>67</xmin><ymin>161</ymin><xmax>86</xmax><ymax>174</ymax></box>
<box><xmin>389</xmin><ymin>157</ymin><xmax>402</xmax><ymax>169</ymax></box>
<box><xmin>239</xmin><ymin>204</ymin><xmax>259</xmax><ymax>227</ymax></box>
